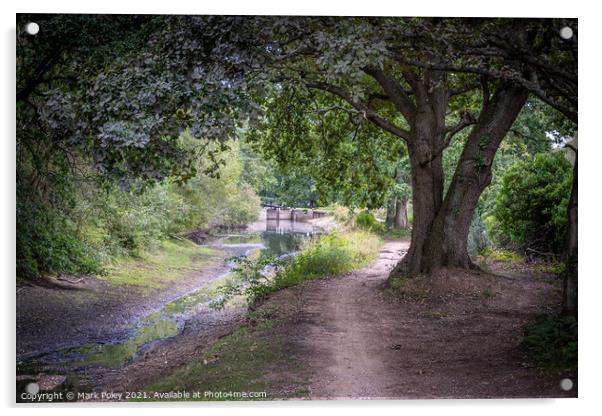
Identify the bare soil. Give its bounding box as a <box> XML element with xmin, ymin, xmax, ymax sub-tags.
<box><xmin>16</xmin><ymin>252</ymin><xmax>230</xmax><ymax>360</ymax></box>
<box><xmin>255</xmin><ymin>239</ymin><xmax>575</xmax><ymax>399</ymax></box>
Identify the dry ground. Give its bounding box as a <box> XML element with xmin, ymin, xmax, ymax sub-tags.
<box><xmin>253</xmin><ymin>239</ymin><xmax>575</xmax><ymax>399</ymax></box>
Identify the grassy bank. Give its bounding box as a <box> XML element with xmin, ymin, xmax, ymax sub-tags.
<box><xmin>141</xmin><ymin>304</ymin><xmax>310</xmax><ymax>401</ymax></box>
<box><xmin>214</xmin><ymin>229</ymin><xmax>382</xmax><ymax>307</ymax></box>
<box><xmin>101</xmin><ymin>239</ymin><xmax>225</xmax><ymax>290</ymax></box>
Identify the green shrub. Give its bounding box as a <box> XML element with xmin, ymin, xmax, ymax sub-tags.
<box><xmin>482</xmin><ymin>248</ymin><xmax>522</xmax><ymax>263</ymax></box>
<box><xmin>523</xmin><ymin>314</ymin><xmax>577</xmax><ymax>373</ymax></box>
<box><xmin>17</xmin><ymin>190</ymin><xmax>103</xmax><ymax>279</ymax></box>
<box><xmin>355</xmin><ymin>210</ymin><xmax>385</xmax><ymax>232</ymax></box>
<box><xmin>491</xmin><ymin>153</ymin><xmax>572</xmax><ymax>254</ymax></box>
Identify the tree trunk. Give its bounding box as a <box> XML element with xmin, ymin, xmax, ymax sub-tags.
<box><xmin>394</xmin><ymin>195</ymin><xmax>409</xmax><ymax>229</ymax></box>
<box><xmin>424</xmin><ymin>85</ymin><xmax>528</xmax><ymax>272</ymax></box>
<box><xmin>391</xmin><ymin>83</ymin><xmax>528</xmax><ymax>277</ymax></box>
<box><xmin>392</xmin><ymin>125</ymin><xmax>445</xmax><ymax>275</ymax></box>
<box><xmin>562</xmin><ymin>155</ymin><xmax>577</xmax><ymax>315</ymax></box>
<box><xmin>385</xmin><ymin>197</ymin><xmax>397</xmax><ymax>228</ymax></box>
<box><xmin>389</xmin><ymin>71</ymin><xmax>447</xmax><ymax>275</ymax></box>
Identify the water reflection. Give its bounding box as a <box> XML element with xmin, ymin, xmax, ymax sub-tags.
<box><xmin>265</xmin><ymin>219</ymin><xmax>316</xmax><ymax>234</ymax></box>
<box><xmin>246</xmin><ymin>217</ymin><xmax>325</xmax><ymax>234</ymax></box>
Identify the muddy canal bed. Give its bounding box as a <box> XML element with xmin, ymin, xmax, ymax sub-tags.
<box><xmin>16</xmin><ymin>217</ymin><xmax>324</xmax><ymax>399</ymax></box>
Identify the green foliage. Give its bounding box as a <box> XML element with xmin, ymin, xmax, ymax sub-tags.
<box><xmin>172</xmin><ymin>139</ymin><xmax>261</xmax><ymax>230</ymax></box>
<box><xmin>379</xmin><ymin>227</ymin><xmax>412</xmax><ymax>239</ymax></box>
<box><xmin>16</xmin><ymin>138</ymin><xmax>260</xmax><ymax>279</ymax></box>
<box><xmin>16</xmin><ymin>187</ymin><xmax>104</xmax><ymax>279</ymax></box>
<box><xmin>491</xmin><ymin>153</ymin><xmax>572</xmax><ymax>254</ymax></box>
<box><xmin>251</xmin><ymin>84</ymin><xmax>406</xmax><ymax>209</ymax></box>
<box><xmin>82</xmin><ymin>185</ymin><xmax>187</xmax><ymax>258</ymax></box>
<box><xmin>482</xmin><ymin>288</ymin><xmax>495</xmax><ymax>299</ymax></box>
<box><xmin>481</xmin><ymin>248</ymin><xmax>523</xmax><ymax>263</ymax></box>
<box><xmin>355</xmin><ymin>210</ymin><xmax>385</xmax><ymax>232</ymax></box>
<box><xmin>523</xmin><ymin>314</ymin><xmax>577</xmax><ymax>373</ymax></box>
<box><xmin>213</xmin><ymin>231</ymin><xmax>382</xmax><ymax>307</ymax></box>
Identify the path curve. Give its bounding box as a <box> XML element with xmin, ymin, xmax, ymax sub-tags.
<box><xmin>280</xmin><ymin>239</ymin><xmax>573</xmax><ymax>399</ymax></box>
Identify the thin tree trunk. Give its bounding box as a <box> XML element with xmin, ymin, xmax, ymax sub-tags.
<box><xmin>385</xmin><ymin>197</ymin><xmax>397</xmax><ymax>228</ymax></box>
<box><xmin>394</xmin><ymin>196</ymin><xmax>409</xmax><ymax>229</ymax></box>
<box><xmin>563</xmin><ymin>155</ymin><xmax>577</xmax><ymax>315</ymax></box>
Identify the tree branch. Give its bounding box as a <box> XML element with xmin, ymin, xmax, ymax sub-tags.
<box><xmin>401</xmin><ymin>59</ymin><xmax>577</xmax><ymax>123</ymax></box>
<box><xmin>419</xmin><ymin>113</ymin><xmax>477</xmax><ymax>167</ymax></box>
<box><xmin>362</xmin><ymin>66</ymin><xmax>416</xmax><ymax>122</ymax></box>
<box><xmin>305</xmin><ymin>80</ymin><xmax>412</xmax><ymax>142</ymax></box>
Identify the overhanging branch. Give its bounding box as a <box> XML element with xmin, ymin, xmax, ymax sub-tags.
<box><xmin>305</xmin><ymin>80</ymin><xmax>412</xmax><ymax>142</ymax></box>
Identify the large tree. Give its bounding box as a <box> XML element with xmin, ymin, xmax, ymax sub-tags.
<box><xmin>18</xmin><ymin>15</ymin><xmax>577</xmax><ymax>277</ymax></box>
<box><xmin>248</xmin><ymin>17</ymin><xmax>577</xmax><ymax>275</ymax></box>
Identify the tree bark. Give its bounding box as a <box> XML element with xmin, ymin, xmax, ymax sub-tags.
<box><xmin>392</xmin><ymin>108</ymin><xmax>446</xmax><ymax>274</ymax></box>
<box><xmin>422</xmin><ymin>84</ymin><xmax>529</xmax><ymax>272</ymax></box>
<box><xmin>391</xmin><ymin>83</ymin><xmax>528</xmax><ymax>276</ymax></box>
<box><xmin>562</xmin><ymin>155</ymin><xmax>577</xmax><ymax>316</ymax></box>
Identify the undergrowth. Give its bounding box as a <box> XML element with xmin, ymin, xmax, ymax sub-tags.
<box><xmin>212</xmin><ymin>230</ymin><xmax>382</xmax><ymax>308</ymax></box>
<box><xmin>522</xmin><ymin>314</ymin><xmax>577</xmax><ymax>373</ymax></box>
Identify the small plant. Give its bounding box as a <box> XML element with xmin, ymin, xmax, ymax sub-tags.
<box><xmin>355</xmin><ymin>210</ymin><xmax>385</xmax><ymax>232</ymax></box>
<box><xmin>210</xmin><ymin>254</ymin><xmax>277</xmax><ymax>309</ymax></box>
<box><xmin>536</xmin><ymin>261</ymin><xmax>566</xmax><ymax>275</ymax></box>
<box><xmin>381</xmin><ymin>227</ymin><xmax>412</xmax><ymax>239</ymax></box>
<box><xmin>425</xmin><ymin>310</ymin><xmax>449</xmax><ymax>319</ymax></box>
<box><xmin>482</xmin><ymin>248</ymin><xmax>522</xmax><ymax>263</ymax></box>
<box><xmin>522</xmin><ymin>314</ymin><xmax>577</xmax><ymax>373</ymax></box>
<box><xmin>482</xmin><ymin>287</ymin><xmax>495</xmax><ymax>298</ymax></box>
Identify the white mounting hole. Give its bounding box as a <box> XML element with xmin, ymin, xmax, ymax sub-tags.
<box><xmin>25</xmin><ymin>22</ymin><xmax>39</xmax><ymax>35</ymax></box>
<box><xmin>560</xmin><ymin>378</ymin><xmax>574</xmax><ymax>391</ymax></box>
<box><xmin>559</xmin><ymin>26</ymin><xmax>573</xmax><ymax>40</ymax></box>
<box><xmin>25</xmin><ymin>382</ymin><xmax>40</xmax><ymax>395</ymax></box>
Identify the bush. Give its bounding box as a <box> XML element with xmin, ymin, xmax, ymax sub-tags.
<box><xmin>332</xmin><ymin>204</ymin><xmax>352</xmax><ymax>225</ymax></box>
<box><xmin>481</xmin><ymin>248</ymin><xmax>522</xmax><ymax>263</ymax></box>
<box><xmin>523</xmin><ymin>314</ymin><xmax>577</xmax><ymax>373</ymax></box>
<box><xmin>355</xmin><ymin>210</ymin><xmax>385</xmax><ymax>232</ymax></box>
<box><xmin>491</xmin><ymin>153</ymin><xmax>572</xmax><ymax>254</ymax></box>
<box><xmin>467</xmin><ymin>209</ymin><xmax>491</xmax><ymax>257</ymax></box>
<box><xmin>17</xmin><ymin>189</ymin><xmax>103</xmax><ymax>279</ymax></box>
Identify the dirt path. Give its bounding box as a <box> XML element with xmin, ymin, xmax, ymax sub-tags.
<box><xmin>297</xmin><ymin>240</ymin><xmax>407</xmax><ymax>398</ymax></box>
<box><xmin>268</xmin><ymin>239</ymin><xmax>575</xmax><ymax>399</ymax></box>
